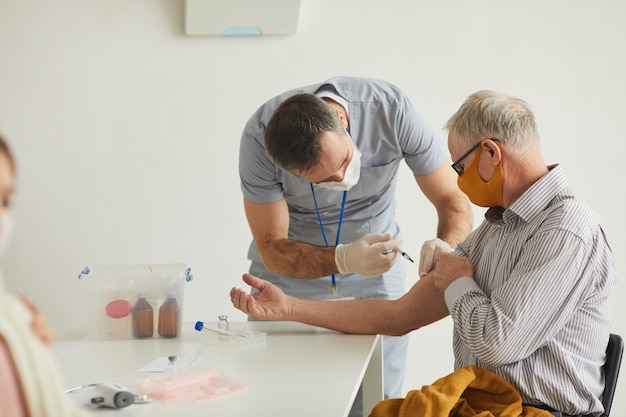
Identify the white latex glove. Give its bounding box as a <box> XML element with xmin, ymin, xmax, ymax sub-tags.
<box><xmin>419</xmin><ymin>238</ymin><xmax>454</xmax><ymax>277</ymax></box>
<box><xmin>335</xmin><ymin>233</ymin><xmax>402</xmax><ymax>277</ymax></box>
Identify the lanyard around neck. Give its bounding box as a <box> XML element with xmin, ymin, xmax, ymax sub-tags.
<box><xmin>310</xmin><ymin>183</ymin><xmax>348</xmax><ymax>292</ymax></box>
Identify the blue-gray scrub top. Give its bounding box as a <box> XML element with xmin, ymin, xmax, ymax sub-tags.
<box><xmin>239</xmin><ymin>76</ymin><xmax>446</xmax><ymax>299</ymax></box>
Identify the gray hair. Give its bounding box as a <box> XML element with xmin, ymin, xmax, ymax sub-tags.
<box><xmin>445</xmin><ymin>90</ymin><xmax>539</xmax><ymax>158</ymax></box>
<box><xmin>265</xmin><ymin>93</ymin><xmax>345</xmax><ymax>172</ymax></box>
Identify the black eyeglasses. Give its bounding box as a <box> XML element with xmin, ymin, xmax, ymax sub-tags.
<box><xmin>451</xmin><ymin>138</ymin><xmax>499</xmax><ymax>176</ymax></box>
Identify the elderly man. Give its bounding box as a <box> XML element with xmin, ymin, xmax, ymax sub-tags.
<box><xmin>232</xmin><ymin>89</ymin><xmax>616</xmax><ymax>417</ymax></box>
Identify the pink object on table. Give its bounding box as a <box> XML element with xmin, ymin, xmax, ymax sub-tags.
<box><xmin>105</xmin><ymin>300</ymin><xmax>131</xmax><ymax>319</ymax></box>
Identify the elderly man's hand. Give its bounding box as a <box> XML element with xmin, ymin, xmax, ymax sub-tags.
<box><xmin>230</xmin><ymin>274</ymin><xmax>292</xmax><ymax>321</ymax></box>
<box><xmin>431</xmin><ymin>252</ymin><xmax>474</xmax><ymax>292</ymax></box>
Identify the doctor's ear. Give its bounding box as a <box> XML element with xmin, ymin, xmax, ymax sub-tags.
<box><xmin>334</xmin><ymin>109</ymin><xmax>350</xmax><ymax>130</ymax></box>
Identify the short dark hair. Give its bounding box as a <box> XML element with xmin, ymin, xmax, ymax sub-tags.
<box><xmin>264</xmin><ymin>93</ymin><xmax>344</xmax><ymax>172</ymax></box>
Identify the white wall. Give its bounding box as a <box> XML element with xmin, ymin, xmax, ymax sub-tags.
<box><xmin>0</xmin><ymin>0</ymin><xmax>624</xmax><ymax>413</ymax></box>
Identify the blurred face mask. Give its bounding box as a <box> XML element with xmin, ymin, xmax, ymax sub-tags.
<box><xmin>317</xmin><ymin>143</ymin><xmax>362</xmax><ymax>191</ymax></box>
<box><xmin>0</xmin><ymin>212</ymin><xmax>14</xmax><ymax>257</ymax></box>
<box><xmin>457</xmin><ymin>146</ymin><xmax>503</xmax><ymax>207</ymax></box>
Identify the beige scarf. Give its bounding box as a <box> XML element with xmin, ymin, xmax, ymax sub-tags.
<box><xmin>0</xmin><ymin>273</ymin><xmax>91</xmax><ymax>417</ymax></box>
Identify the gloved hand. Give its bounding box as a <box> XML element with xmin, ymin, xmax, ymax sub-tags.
<box><xmin>419</xmin><ymin>238</ymin><xmax>454</xmax><ymax>277</ymax></box>
<box><xmin>335</xmin><ymin>233</ymin><xmax>402</xmax><ymax>277</ymax></box>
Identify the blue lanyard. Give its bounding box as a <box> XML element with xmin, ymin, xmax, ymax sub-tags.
<box><xmin>310</xmin><ymin>183</ymin><xmax>348</xmax><ymax>291</ymax></box>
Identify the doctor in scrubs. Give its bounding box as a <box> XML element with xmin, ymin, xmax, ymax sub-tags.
<box><xmin>238</xmin><ymin>76</ymin><xmax>472</xmax><ymax>416</ymax></box>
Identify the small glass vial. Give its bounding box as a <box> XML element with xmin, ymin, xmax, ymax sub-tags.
<box><xmin>132</xmin><ymin>294</ymin><xmax>154</xmax><ymax>339</ymax></box>
<box><xmin>166</xmin><ymin>355</ymin><xmax>179</xmax><ymax>374</ymax></box>
<box><xmin>218</xmin><ymin>315</ymin><xmax>229</xmax><ymax>331</ymax></box>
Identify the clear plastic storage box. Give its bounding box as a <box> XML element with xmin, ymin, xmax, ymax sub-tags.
<box><xmin>78</xmin><ymin>264</ymin><xmax>192</xmax><ymax>340</ymax></box>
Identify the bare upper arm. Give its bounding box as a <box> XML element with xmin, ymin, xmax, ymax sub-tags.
<box><xmin>414</xmin><ymin>158</ymin><xmax>464</xmax><ymax>208</ymax></box>
<box><xmin>243</xmin><ymin>198</ymin><xmax>290</xmax><ymax>256</ymax></box>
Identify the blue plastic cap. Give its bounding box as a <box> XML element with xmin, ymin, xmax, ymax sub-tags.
<box><xmin>194</xmin><ymin>321</ymin><xmax>204</xmax><ymax>331</ymax></box>
<box><xmin>77</xmin><ymin>266</ymin><xmax>91</xmax><ymax>280</ymax></box>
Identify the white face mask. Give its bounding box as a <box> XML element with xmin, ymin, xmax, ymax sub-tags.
<box><xmin>0</xmin><ymin>212</ymin><xmax>13</xmax><ymax>258</ymax></box>
<box><xmin>317</xmin><ymin>143</ymin><xmax>362</xmax><ymax>191</ymax></box>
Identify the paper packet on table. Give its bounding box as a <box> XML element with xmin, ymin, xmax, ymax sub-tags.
<box><xmin>137</xmin><ymin>366</ymin><xmax>247</xmax><ymax>403</ymax></box>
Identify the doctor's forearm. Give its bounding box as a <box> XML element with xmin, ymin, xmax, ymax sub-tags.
<box><xmin>436</xmin><ymin>195</ymin><xmax>473</xmax><ymax>248</ymax></box>
<box><xmin>259</xmin><ymin>239</ymin><xmax>338</xmax><ymax>279</ymax></box>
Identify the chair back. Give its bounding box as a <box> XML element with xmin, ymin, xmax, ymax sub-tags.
<box><xmin>600</xmin><ymin>333</ymin><xmax>623</xmax><ymax>417</ymax></box>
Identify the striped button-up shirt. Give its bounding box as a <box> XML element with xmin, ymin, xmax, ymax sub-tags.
<box><xmin>446</xmin><ymin>165</ymin><xmax>616</xmax><ymax>415</ymax></box>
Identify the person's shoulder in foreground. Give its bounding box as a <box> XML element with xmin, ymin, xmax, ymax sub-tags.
<box><xmin>0</xmin><ymin>133</ymin><xmax>92</xmax><ymax>417</ymax></box>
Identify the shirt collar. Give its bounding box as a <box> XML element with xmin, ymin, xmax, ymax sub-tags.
<box><xmin>314</xmin><ymin>85</ymin><xmax>350</xmax><ymax>119</ymax></box>
<box><xmin>486</xmin><ymin>164</ymin><xmax>568</xmax><ymax>224</ymax></box>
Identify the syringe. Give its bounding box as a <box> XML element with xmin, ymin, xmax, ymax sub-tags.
<box><xmin>194</xmin><ymin>321</ymin><xmax>266</xmax><ymax>344</ymax></box>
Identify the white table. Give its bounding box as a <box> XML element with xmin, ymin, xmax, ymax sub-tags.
<box><xmin>56</xmin><ymin>321</ymin><xmax>383</xmax><ymax>416</ymax></box>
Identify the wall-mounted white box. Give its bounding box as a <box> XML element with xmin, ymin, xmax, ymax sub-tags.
<box><xmin>184</xmin><ymin>0</ymin><xmax>301</xmax><ymax>36</ymax></box>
